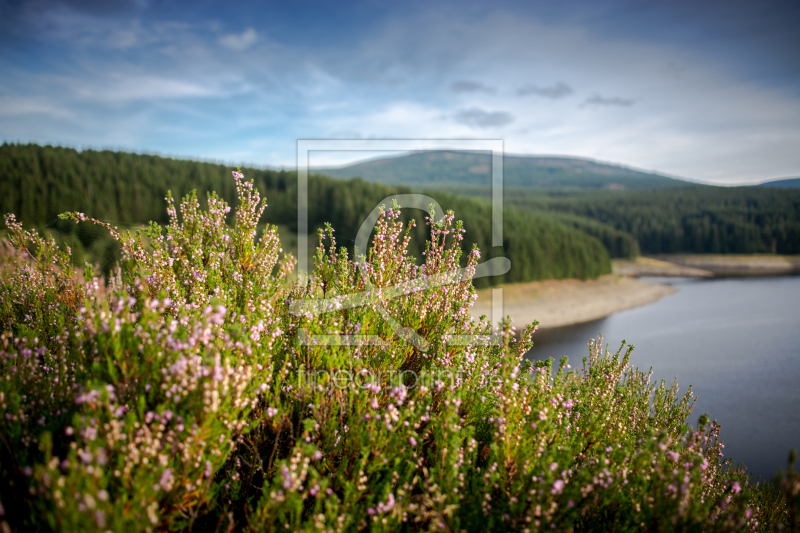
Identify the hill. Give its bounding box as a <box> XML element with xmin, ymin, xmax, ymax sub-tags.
<box><xmin>316</xmin><ymin>150</ymin><xmax>690</xmax><ymax>190</ymax></box>
<box><xmin>757</xmin><ymin>177</ymin><xmax>800</xmax><ymax>189</ymax></box>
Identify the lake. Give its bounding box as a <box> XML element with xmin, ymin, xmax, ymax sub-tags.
<box><xmin>525</xmin><ymin>276</ymin><xmax>800</xmax><ymax>480</ymax></box>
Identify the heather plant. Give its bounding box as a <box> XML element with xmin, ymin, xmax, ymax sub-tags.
<box><xmin>0</xmin><ymin>170</ymin><xmax>793</xmax><ymax>532</ymax></box>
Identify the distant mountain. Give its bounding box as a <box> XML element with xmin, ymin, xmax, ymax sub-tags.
<box><xmin>756</xmin><ymin>177</ymin><xmax>800</xmax><ymax>189</ymax></box>
<box><xmin>315</xmin><ymin>151</ymin><xmax>691</xmax><ymax>190</ymax></box>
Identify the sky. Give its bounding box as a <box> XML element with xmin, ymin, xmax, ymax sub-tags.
<box><xmin>0</xmin><ymin>0</ymin><xmax>798</xmax><ymax>185</ymax></box>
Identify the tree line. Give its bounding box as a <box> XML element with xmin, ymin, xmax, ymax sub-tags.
<box><xmin>0</xmin><ymin>143</ymin><xmax>611</xmax><ymax>285</ymax></box>
<box><xmin>503</xmin><ymin>187</ymin><xmax>800</xmax><ymax>255</ymax></box>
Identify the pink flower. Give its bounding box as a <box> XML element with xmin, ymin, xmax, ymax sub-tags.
<box><xmin>666</xmin><ymin>451</ymin><xmax>680</xmax><ymax>462</ymax></box>
<box><xmin>409</xmin><ymin>437</ymin><xmax>417</xmax><ymax>446</ymax></box>
<box><xmin>552</xmin><ymin>480</ymin><xmax>565</xmax><ymax>495</ymax></box>
<box><xmin>158</xmin><ymin>468</ymin><xmax>174</xmax><ymax>491</ymax></box>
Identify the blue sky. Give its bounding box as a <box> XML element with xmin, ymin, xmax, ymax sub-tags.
<box><xmin>0</xmin><ymin>0</ymin><xmax>798</xmax><ymax>184</ymax></box>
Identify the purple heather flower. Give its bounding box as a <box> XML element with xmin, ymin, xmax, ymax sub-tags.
<box><xmin>159</xmin><ymin>468</ymin><xmax>174</xmax><ymax>491</ymax></box>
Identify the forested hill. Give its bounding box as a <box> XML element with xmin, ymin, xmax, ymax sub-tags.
<box><xmin>493</xmin><ymin>187</ymin><xmax>800</xmax><ymax>255</ymax></box>
<box><xmin>757</xmin><ymin>177</ymin><xmax>800</xmax><ymax>189</ymax></box>
<box><xmin>316</xmin><ymin>150</ymin><xmax>688</xmax><ymax>190</ymax></box>
<box><xmin>0</xmin><ymin>143</ymin><xmax>611</xmax><ymax>285</ymax></box>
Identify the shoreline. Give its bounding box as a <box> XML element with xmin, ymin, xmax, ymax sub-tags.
<box><xmin>652</xmin><ymin>254</ymin><xmax>800</xmax><ymax>277</ymax></box>
<box><xmin>469</xmin><ymin>274</ymin><xmax>676</xmax><ymax>329</ymax></box>
<box><xmin>614</xmin><ymin>254</ymin><xmax>800</xmax><ymax>278</ymax></box>
<box><xmin>612</xmin><ymin>257</ymin><xmax>713</xmax><ymax>278</ymax></box>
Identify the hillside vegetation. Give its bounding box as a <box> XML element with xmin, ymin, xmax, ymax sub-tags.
<box><xmin>319</xmin><ymin>151</ymin><xmax>800</xmax><ymax>257</ymax></box>
<box><xmin>0</xmin><ymin>143</ymin><xmax>611</xmax><ymax>284</ymax></box>
<box><xmin>500</xmin><ymin>187</ymin><xmax>800</xmax><ymax>255</ymax></box>
<box><xmin>1</xmin><ymin>171</ymin><xmax>795</xmax><ymax>531</ymax></box>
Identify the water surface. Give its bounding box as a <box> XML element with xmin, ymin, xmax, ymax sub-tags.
<box><xmin>525</xmin><ymin>276</ymin><xmax>800</xmax><ymax>480</ymax></box>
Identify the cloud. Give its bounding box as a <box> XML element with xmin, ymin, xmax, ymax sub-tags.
<box><xmin>1</xmin><ymin>2</ymin><xmax>798</xmax><ymax>183</ymax></box>
<box><xmin>450</xmin><ymin>80</ymin><xmax>495</xmax><ymax>94</ymax></box>
<box><xmin>34</xmin><ymin>0</ymin><xmax>146</xmax><ymax>16</ymax></box>
<box><xmin>582</xmin><ymin>94</ymin><xmax>636</xmax><ymax>107</ymax></box>
<box><xmin>0</xmin><ymin>97</ymin><xmax>75</xmax><ymax>119</ymax></box>
<box><xmin>326</xmin><ymin>130</ymin><xmax>363</xmax><ymax>139</ymax></box>
<box><xmin>106</xmin><ymin>29</ymin><xmax>140</xmax><ymax>49</ymax></box>
<box><xmin>72</xmin><ymin>75</ymin><xmax>221</xmax><ymax>102</ymax></box>
<box><xmin>517</xmin><ymin>82</ymin><xmax>573</xmax><ymax>99</ymax></box>
<box><xmin>218</xmin><ymin>28</ymin><xmax>259</xmax><ymax>51</ymax></box>
<box><xmin>454</xmin><ymin>108</ymin><xmax>514</xmax><ymax>128</ymax></box>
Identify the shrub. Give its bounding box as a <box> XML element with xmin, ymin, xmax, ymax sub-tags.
<box><xmin>0</xmin><ymin>170</ymin><xmax>792</xmax><ymax>531</ymax></box>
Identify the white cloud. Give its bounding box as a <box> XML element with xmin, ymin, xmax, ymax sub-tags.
<box><xmin>218</xmin><ymin>28</ymin><xmax>259</xmax><ymax>51</ymax></box>
<box><xmin>71</xmin><ymin>74</ymin><xmax>220</xmax><ymax>102</ymax></box>
<box><xmin>107</xmin><ymin>29</ymin><xmax>140</xmax><ymax>49</ymax></box>
<box><xmin>0</xmin><ymin>96</ymin><xmax>75</xmax><ymax>119</ymax></box>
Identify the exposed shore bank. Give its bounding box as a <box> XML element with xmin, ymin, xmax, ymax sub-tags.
<box><xmin>469</xmin><ymin>274</ymin><xmax>676</xmax><ymax>329</ymax></box>
<box><xmin>613</xmin><ymin>254</ymin><xmax>800</xmax><ymax>278</ymax></box>
<box><xmin>612</xmin><ymin>257</ymin><xmax>713</xmax><ymax>277</ymax></box>
<box><xmin>653</xmin><ymin>254</ymin><xmax>800</xmax><ymax>277</ymax></box>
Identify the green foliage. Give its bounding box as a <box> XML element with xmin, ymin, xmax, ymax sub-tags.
<box><xmin>500</xmin><ymin>186</ymin><xmax>800</xmax><ymax>255</ymax></box>
<box><xmin>0</xmin><ymin>143</ymin><xmax>612</xmax><ymax>283</ymax></box>
<box><xmin>424</xmin><ymin>194</ymin><xmax>612</xmax><ymax>286</ymax></box>
<box><xmin>0</xmin><ymin>143</ymin><xmax>298</xmax><ymax>274</ymax></box>
<box><xmin>529</xmin><ymin>212</ymin><xmax>640</xmax><ymax>259</ymax></box>
<box><xmin>0</xmin><ymin>170</ymin><xmax>792</xmax><ymax>531</ymax></box>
